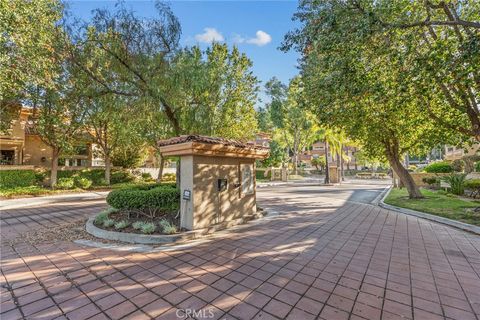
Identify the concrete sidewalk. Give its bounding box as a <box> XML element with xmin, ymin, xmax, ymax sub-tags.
<box><xmin>0</xmin><ymin>191</ymin><xmax>109</xmax><ymax>210</ymax></box>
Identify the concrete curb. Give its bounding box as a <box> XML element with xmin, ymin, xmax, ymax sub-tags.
<box><xmin>86</xmin><ymin>217</ymin><xmax>195</xmax><ymax>244</ymax></box>
<box><xmin>86</xmin><ymin>211</ymin><xmax>267</xmax><ymax>245</ymax></box>
<box><xmin>257</xmin><ymin>182</ymin><xmax>290</xmax><ymax>188</ymax></box>
<box><xmin>79</xmin><ymin>209</ymin><xmax>281</xmax><ymax>252</ymax></box>
<box><xmin>378</xmin><ymin>187</ymin><xmax>480</xmax><ymax>235</ymax></box>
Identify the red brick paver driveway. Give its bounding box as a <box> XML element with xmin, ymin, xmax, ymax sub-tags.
<box><xmin>1</xmin><ymin>183</ymin><xmax>480</xmax><ymax>320</ymax></box>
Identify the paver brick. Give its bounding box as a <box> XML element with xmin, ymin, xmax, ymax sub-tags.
<box><xmin>2</xmin><ymin>184</ymin><xmax>480</xmax><ymax>320</ymax></box>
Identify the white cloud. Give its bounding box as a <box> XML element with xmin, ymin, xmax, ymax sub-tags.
<box><xmin>246</xmin><ymin>30</ymin><xmax>272</xmax><ymax>46</ymax></box>
<box><xmin>194</xmin><ymin>28</ymin><xmax>224</xmax><ymax>43</ymax></box>
<box><xmin>232</xmin><ymin>33</ymin><xmax>245</xmax><ymax>44</ymax></box>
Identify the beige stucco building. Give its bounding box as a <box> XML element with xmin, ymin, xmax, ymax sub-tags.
<box><xmin>444</xmin><ymin>143</ymin><xmax>480</xmax><ymax>161</ymax></box>
<box><xmin>0</xmin><ymin>108</ymin><xmax>94</xmax><ymax>168</ymax></box>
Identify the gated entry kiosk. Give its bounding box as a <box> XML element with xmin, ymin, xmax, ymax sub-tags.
<box><xmin>158</xmin><ymin>135</ymin><xmax>269</xmax><ymax>231</ymax></box>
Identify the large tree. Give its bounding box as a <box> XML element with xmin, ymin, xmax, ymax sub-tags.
<box><xmin>171</xmin><ymin>43</ymin><xmax>259</xmax><ymax>139</ymax></box>
<box><xmin>65</xmin><ymin>1</ymin><xmax>182</xmax><ymax>134</ymax></box>
<box><xmin>268</xmin><ymin>77</ymin><xmax>319</xmax><ymax>175</ymax></box>
<box><xmin>0</xmin><ymin>0</ymin><xmax>63</xmax><ymax>132</ymax></box>
<box><xmin>283</xmin><ymin>0</ymin><xmax>455</xmax><ymax>198</ymax></box>
<box><xmin>284</xmin><ymin>0</ymin><xmax>479</xmax><ymax>141</ymax></box>
<box><xmin>30</xmin><ymin>72</ymin><xmax>88</xmax><ymax>187</ymax></box>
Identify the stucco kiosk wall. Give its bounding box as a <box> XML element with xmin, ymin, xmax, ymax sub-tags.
<box><xmin>181</xmin><ymin>155</ymin><xmax>256</xmax><ymax>230</ymax></box>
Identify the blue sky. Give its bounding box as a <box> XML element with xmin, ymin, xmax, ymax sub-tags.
<box><xmin>67</xmin><ymin>1</ymin><xmax>300</xmax><ymax>104</ymax></box>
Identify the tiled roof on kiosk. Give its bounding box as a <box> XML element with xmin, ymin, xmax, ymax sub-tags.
<box><xmin>157</xmin><ymin>135</ymin><xmax>269</xmax><ymax>150</ymax></box>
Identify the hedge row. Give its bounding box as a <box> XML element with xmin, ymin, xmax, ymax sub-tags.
<box><xmin>0</xmin><ymin>170</ymin><xmax>38</xmax><ymax>188</ymax></box>
<box><xmin>58</xmin><ymin>169</ymin><xmax>135</xmax><ymax>185</ymax></box>
<box><xmin>106</xmin><ymin>183</ymin><xmax>179</xmax><ymax>212</ymax></box>
<box><xmin>0</xmin><ymin>168</ymin><xmax>138</xmax><ymax>189</ymax></box>
<box><xmin>423</xmin><ymin>161</ymin><xmax>454</xmax><ymax>173</ymax></box>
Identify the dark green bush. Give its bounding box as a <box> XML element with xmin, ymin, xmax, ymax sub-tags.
<box><xmin>141</xmin><ymin>172</ymin><xmax>152</xmax><ymax>180</ymax></box>
<box><xmin>422</xmin><ymin>177</ymin><xmax>439</xmax><ymax>185</ymax></box>
<box><xmin>475</xmin><ymin>162</ymin><xmax>480</xmax><ymax>173</ymax></box>
<box><xmin>424</xmin><ymin>161</ymin><xmax>453</xmax><ymax>173</ymax></box>
<box><xmin>58</xmin><ymin>169</ymin><xmax>105</xmax><ymax>185</ymax></box>
<box><xmin>256</xmin><ymin>169</ymin><xmax>271</xmax><ymax>180</ymax></box>
<box><xmin>0</xmin><ymin>170</ymin><xmax>37</xmax><ymax>188</ymax></box>
<box><xmin>464</xmin><ymin>179</ymin><xmax>480</xmax><ymax>189</ymax></box>
<box><xmin>106</xmin><ymin>184</ymin><xmax>179</xmax><ymax>212</ymax></box>
<box><xmin>57</xmin><ymin>169</ymin><xmax>134</xmax><ymax>185</ymax></box>
<box><xmin>111</xmin><ymin>170</ymin><xmax>135</xmax><ymax>184</ymax></box>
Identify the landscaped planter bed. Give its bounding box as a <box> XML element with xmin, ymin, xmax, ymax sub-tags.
<box><xmin>86</xmin><ymin>209</ymin><xmax>266</xmax><ymax>244</ymax></box>
<box><xmin>93</xmin><ymin>209</ymin><xmax>182</xmax><ymax>236</ymax></box>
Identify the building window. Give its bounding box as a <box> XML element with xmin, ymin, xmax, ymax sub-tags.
<box><xmin>0</xmin><ymin>150</ymin><xmax>15</xmax><ymax>165</ymax></box>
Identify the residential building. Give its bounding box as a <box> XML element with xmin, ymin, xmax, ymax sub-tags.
<box><xmin>444</xmin><ymin>143</ymin><xmax>480</xmax><ymax>161</ymax></box>
<box><xmin>0</xmin><ymin>108</ymin><xmax>96</xmax><ymax>168</ymax></box>
<box><xmin>300</xmin><ymin>141</ymin><xmax>360</xmax><ymax>170</ymax></box>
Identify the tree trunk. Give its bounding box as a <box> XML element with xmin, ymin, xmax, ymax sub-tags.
<box><xmin>50</xmin><ymin>147</ymin><xmax>60</xmax><ymax>188</ymax></box>
<box><xmin>354</xmin><ymin>147</ymin><xmax>358</xmax><ymax>171</ymax></box>
<box><xmin>104</xmin><ymin>154</ymin><xmax>111</xmax><ymax>185</ymax></box>
<box><xmin>386</xmin><ymin>146</ymin><xmax>423</xmax><ymax>199</ymax></box>
<box><xmin>156</xmin><ymin>156</ymin><xmax>165</xmax><ymax>183</ymax></box>
<box><xmin>324</xmin><ymin>140</ymin><xmax>330</xmax><ymax>184</ymax></box>
<box><xmin>340</xmin><ymin>145</ymin><xmax>345</xmax><ymax>181</ymax></box>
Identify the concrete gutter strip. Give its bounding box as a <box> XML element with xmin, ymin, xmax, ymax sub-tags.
<box><xmin>378</xmin><ymin>187</ymin><xmax>480</xmax><ymax>236</ymax></box>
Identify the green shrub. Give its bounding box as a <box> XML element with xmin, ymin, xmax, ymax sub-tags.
<box><xmin>94</xmin><ymin>207</ymin><xmax>118</xmax><ymax>225</ymax></box>
<box><xmin>159</xmin><ymin>219</ymin><xmax>177</xmax><ymax>234</ymax></box>
<box><xmin>111</xmin><ymin>170</ymin><xmax>135</xmax><ymax>184</ymax></box>
<box><xmin>114</xmin><ymin>220</ymin><xmax>129</xmax><ymax>229</ymax></box>
<box><xmin>132</xmin><ymin>221</ymin><xmax>144</xmax><ymax>230</ymax></box>
<box><xmin>141</xmin><ymin>172</ymin><xmax>152</xmax><ymax>181</ymax></box>
<box><xmin>58</xmin><ymin>169</ymin><xmax>105</xmax><ymax>185</ymax></box>
<box><xmin>441</xmin><ymin>174</ymin><xmax>467</xmax><ymax>195</ymax></box>
<box><xmin>56</xmin><ymin>177</ymin><xmax>75</xmax><ymax>189</ymax></box>
<box><xmin>106</xmin><ymin>184</ymin><xmax>179</xmax><ymax>213</ymax></box>
<box><xmin>56</xmin><ymin>169</ymin><xmax>134</xmax><ymax>186</ymax></box>
<box><xmin>0</xmin><ymin>170</ymin><xmax>37</xmax><ymax>188</ymax></box>
<box><xmin>94</xmin><ymin>211</ymin><xmax>109</xmax><ymax>225</ymax></box>
<box><xmin>75</xmin><ymin>177</ymin><xmax>92</xmax><ymax>189</ymax></box>
<box><xmin>34</xmin><ymin>170</ymin><xmax>48</xmax><ymax>184</ymax></box>
<box><xmin>475</xmin><ymin>162</ymin><xmax>480</xmax><ymax>173</ymax></box>
<box><xmin>255</xmin><ymin>169</ymin><xmax>272</xmax><ymax>180</ymax></box>
<box><xmin>422</xmin><ymin>177</ymin><xmax>439</xmax><ymax>186</ymax></box>
<box><xmin>424</xmin><ymin>161</ymin><xmax>453</xmax><ymax>173</ymax></box>
<box><xmin>141</xmin><ymin>222</ymin><xmax>156</xmax><ymax>234</ymax></box>
<box><xmin>161</xmin><ymin>173</ymin><xmax>176</xmax><ymax>182</ymax></box>
<box><xmin>103</xmin><ymin>219</ymin><xmax>115</xmax><ymax>228</ymax></box>
<box><xmin>464</xmin><ymin>179</ymin><xmax>480</xmax><ymax>189</ymax></box>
